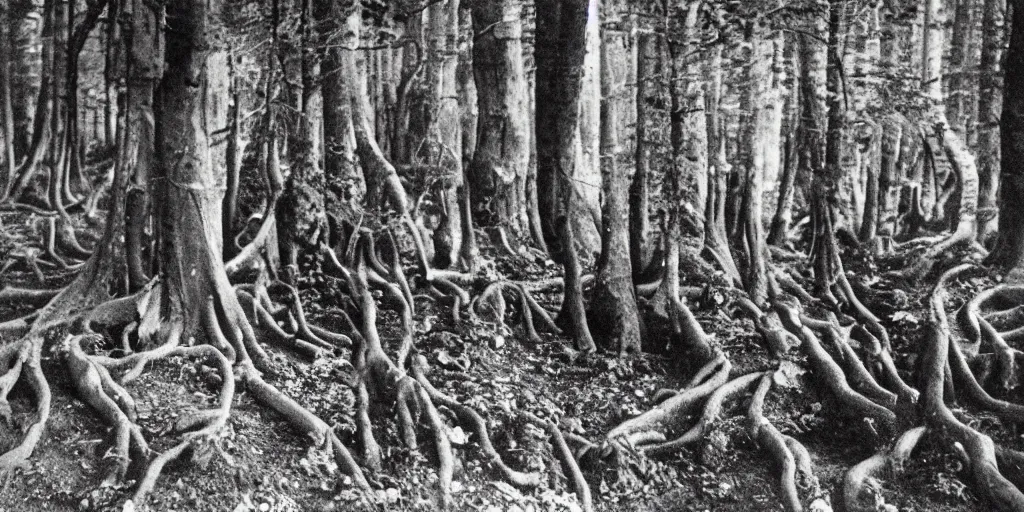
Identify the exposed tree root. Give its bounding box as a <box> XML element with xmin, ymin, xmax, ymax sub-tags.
<box><xmin>924</xmin><ymin>264</ymin><xmax>1024</xmax><ymax>509</ymax></box>
<box><xmin>748</xmin><ymin>372</ymin><xmax>803</xmax><ymax>512</ymax></box>
<box><xmin>843</xmin><ymin>426</ymin><xmax>926</xmax><ymax>512</ymax></box>
<box><xmin>524</xmin><ymin>411</ymin><xmax>594</xmax><ymax>512</ymax></box>
<box><xmin>641</xmin><ymin>372</ymin><xmax>761</xmax><ymax>456</ymax></box>
<box><xmin>605</xmin><ymin>349</ymin><xmax>730</xmax><ymax>448</ymax></box>
<box><xmin>775</xmin><ymin>300</ymin><xmax>897</xmax><ymax>435</ymax></box>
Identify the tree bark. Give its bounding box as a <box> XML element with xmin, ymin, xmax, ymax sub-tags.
<box><xmin>535</xmin><ymin>0</ymin><xmax>595</xmax><ymax>352</ymax></box>
<box><xmin>468</xmin><ymin>0</ymin><xmax>529</xmax><ymax>237</ymax></box>
<box><xmin>317</xmin><ymin>0</ymin><xmax>362</xmax><ymax>210</ymax></box>
<box><xmin>589</xmin><ymin>0</ymin><xmax>640</xmax><ymax>355</ymax></box>
<box><xmin>0</xmin><ymin>1</ymin><xmax>16</xmax><ymax>199</ymax></box>
<box><xmin>277</xmin><ymin>0</ymin><xmax>327</xmax><ymax>280</ymax></box>
<box><xmin>986</xmin><ymin>1</ymin><xmax>1024</xmax><ymax>275</ymax></box>
<box><xmin>976</xmin><ymin>0</ymin><xmax>1004</xmax><ymax>244</ymax></box>
<box><xmin>630</xmin><ymin>31</ymin><xmax>655</xmax><ymax>278</ymax></box>
<box><xmin>741</xmin><ymin>21</ymin><xmax>772</xmax><ymax>305</ymax></box>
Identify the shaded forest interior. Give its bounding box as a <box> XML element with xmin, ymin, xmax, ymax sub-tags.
<box><xmin>1</xmin><ymin>0</ymin><xmax>1024</xmax><ymax>510</ymax></box>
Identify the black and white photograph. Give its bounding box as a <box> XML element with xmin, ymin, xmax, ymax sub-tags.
<box><xmin>0</xmin><ymin>0</ymin><xmax>1018</xmax><ymax>510</ymax></box>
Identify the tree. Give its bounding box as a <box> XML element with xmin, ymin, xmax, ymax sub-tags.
<box><xmin>535</xmin><ymin>0</ymin><xmax>595</xmax><ymax>353</ymax></box>
<box><xmin>986</xmin><ymin>0</ymin><xmax>1024</xmax><ymax>275</ymax></box>
<box><xmin>589</xmin><ymin>0</ymin><xmax>640</xmax><ymax>355</ymax></box>
<box><xmin>469</xmin><ymin>0</ymin><xmax>530</xmax><ymax>240</ymax></box>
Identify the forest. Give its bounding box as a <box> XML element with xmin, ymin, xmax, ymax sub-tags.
<box><xmin>0</xmin><ymin>0</ymin><xmax>1021</xmax><ymax>510</ymax></box>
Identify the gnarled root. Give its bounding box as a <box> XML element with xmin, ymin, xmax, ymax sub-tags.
<box><xmin>923</xmin><ymin>265</ymin><xmax>1024</xmax><ymax>509</ymax></box>
<box><xmin>843</xmin><ymin>426</ymin><xmax>926</xmax><ymax>512</ymax></box>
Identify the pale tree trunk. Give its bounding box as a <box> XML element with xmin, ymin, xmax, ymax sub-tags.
<box><xmin>469</xmin><ymin>0</ymin><xmax>530</xmax><ymax>238</ymax></box>
<box><xmin>947</xmin><ymin>0</ymin><xmax>978</xmax><ymax>140</ymax></box>
<box><xmin>919</xmin><ymin>0</ymin><xmax>979</xmax><ymax>258</ymax></box>
<box><xmin>858</xmin><ymin>4</ymin><xmax>882</xmax><ymax>244</ymax></box>
<box><xmin>630</xmin><ymin>31</ymin><xmax>656</xmax><ymax>278</ymax></box>
<box><xmin>976</xmin><ymin>0</ymin><xmax>1003</xmax><ymax>244</ymax></box>
<box><xmin>457</xmin><ymin>6</ymin><xmax>476</xmax><ymax>172</ymax></box>
<box><xmin>0</xmin><ymin>1</ymin><xmax>16</xmax><ymax>199</ymax></box>
<box><xmin>104</xmin><ymin>0</ymin><xmax>119</xmax><ymax>149</ymax></box>
<box><xmin>985</xmin><ymin>0</ymin><xmax>1024</xmax><ymax>276</ymax></box>
<box><xmin>10</xmin><ymin>0</ymin><xmax>54</xmax><ymax>201</ymax></box>
<box><xmin>741</xmin><ymin>22</ymin><xmax>772</xmax><ymax>305</ymax></box>
<box><xmin>590</xmin><ymin>2</ymin><xmax>640</xmax><ymax>355</ymax></box>
<box><xmin>572</xmin><ymin>0</ymin><xmax>601</xmax><ymax>258</ymax></box>
<box><xmin>768</xmin><ymin>34</ymin><xmax>798</xmax><ymax>248</ymax></box>
<box><xmin>455</xmin><ymin>4</ymin><xmax>478</xmax><ymax>269</ymax></box>
<box><xmin>762</xmin><ymin>31</ymin><xmax>784</xmax><ymax>226</ymax></box>
<box><xmin>11</xmin><ymin>0</ymin><xmax>42</xmax><ymax>161</ymax></box>
<box><xmin>425</xmin><ymin>0</ymin><xmax>464</xmax><ymax>269</ymax></box>
<box><xmin>535</xmin><ymin>0</ymin><xmax>595</xmax><ymax>353</ymax></box>
<box><xmin>703</xmin><ymin>34</ymin><xmax>740</xmax><ymax>284</ymax></box>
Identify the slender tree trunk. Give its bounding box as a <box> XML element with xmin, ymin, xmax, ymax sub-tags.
<box><xmin>590</xmin><ymin>0</ymin><xmax>640</xmax><ymax>355</ymax></box>
<box><xmin>741</xmin><ymin>22</ymin><xmax>772</xmax><ymax>305</ymax></box>
<box><xmin>589</xmin><ymin>11</ymin><xmax>634</xmax><ymax>356</ymax></box>
<box><xmin>11</xmin><ymin>0</ymin><xmax>42</xmax><ymax>161</ymax></box>
<box><xmin>535</xmin><ymin>0</ymin><xmax>595</xmax><ymax>352</ymax></box>
<box><xmin>631</xmin><ymin>31</ymin><xmax>656</xmax><ymax>278</ymax></box>
<box><xmin>104</xmin><ymin>0</ymin><xmax>119</xmax><ymax>149</ymax></box>
<box><xmin>976</xmin><ymin>0</ymin><xmax>1004</xmax><ymax>244</ymax></box>
<box><xmin>704</xmin><ymin>42</ymin><xmax>740</xmax><ymax>283</ymax></box>
<box><xmin>947</xmin><ymin>0</ymin><xmax>977</xmax><ymax>139</ymax></box>
<box><xmin>425</xmin><ymin>0</ymin><xmax>464</xmax><ymax>269</ymax></box>
<box><xmin>0</xmin><ymin>1</ymin><xmax>17</xmax><ymax>199</ymax></box>
<box><xmin>572</xmin><ymin>0</ymin><xmax>601</xmax><ymax>258</ymax></box>
<box><xmin>10</xmin><ymin>0</ymin><xmax>54</xmax><ymax>201</ymax></box>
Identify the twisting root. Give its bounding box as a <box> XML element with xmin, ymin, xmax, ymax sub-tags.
<box><xmin>776</xmin><ymin>301</ymin><xmax>897</xmax><ymax>435</ymax></box>
<box><xmin>524</xmin><ymin>411</ymin><xmax>594</xmax><ymax>512</ymax></box>
<box><xmin>800</xmin><ymin>314</ymin><xmax>897</xmax><ymax>410</ymax></box>
<box><xmin>642</xmin><ymin>372</ymin><xmax>762</xmax><ymax>456</ymax></box>
<box><xmin>412</xmin><ymin>355</ymin><xmax>543</xmax><ymax>488</ymax></box>
<box><xmin>606</xmin><ymin>350</ymin><xmax>730</xmax><ymax>448</ymax></box>
<box><xmin>748</xmin><ymin>372</ymin><xmax>801</xmax><ymax>512</ymax></box>
<box><xmin>959</xmin><ymin>285</ymin><xmax>1022</xmax><ymax>391</ymax></box>
<box><xmin>0</xmin><ymin>336</ymin><xmax>51</xmax><ymax>473</ymax></box>
<box><xmin>130</xmin><ymin>344</ymin><xmax>235</xmax><ymax>504</ymax></box>
<box><xmin>64</xmin><ymin>334</ymin><xmax>150</xmax><ymax>484</ymax></box>
<box><xmin>843</xmin><ymin>426</ymin><xmax>926</xmax><ymax>512</ymax></box>
<box><xmin>0</xmin><ymin>286</ymin><xmax>63</xmax><ymax>307</ymax></box>
<box><xmin>416</xmin><ymin>380</ymin><xmax>454</xmax><ymax>508</ymax></box>
<box><xmin>923</xmin><ymin>264</ymin><xmax>1024</xmax><ymax>509</ymax></box>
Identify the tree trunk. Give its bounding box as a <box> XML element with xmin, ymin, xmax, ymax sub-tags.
<box><xmin>535</xmin><ymin>0</ymin><xmax>595</xmax><ymax>352</ymax></box>
<box><xmin>741</xmin><ymin>22</ymin><xmax>772</xmax><ymax>305</ymax></box>
<box><xmin>572</xmin><ymin>0</ymin><xmax>601</xmax><ymax>258</ymax></box>
<box><xmin>11</xmin><ymin>0</ymin><xmax>42</xmax><ymax>161</ymax></box>
<box><xmin>704</xmin><ymin>42</ymin><xmax>740</xmax><ymax>283</ymax></box>
<box><xmin>317</xmin><ymin>0</ymin><xmax>362</xmax><ymax>210</ymax></box>
<box><xmin>947</xmin><ymin>0</ymin><xmax>978</xmax><ymax>140</ymax></box>
<box><xmin>589</xmin><ymin>0</ymin><xmax>640</xmax><ymax>356</ymax></box>
<box><xmin>804</xmin><ymin>4</ymin><xmax>837</xmax><ymax>303</ymax></box>
<box><xmin>10</xmin><ymin>0</ymin><xmax>54</xmax><ymax>201</ymax></box>
<box><xmin>986</xmin><ymin>1</ymin><xmax>1024</xmax><ymax>275</ymax></box>
<box><xmin>277</xmin><ymin>0</ymin><xmax>327</xmax><ymax>281</ymax></box>
<box><xmin>469</xmin><ymin>0</ymin><xmax>530</xmax><ymax>238</ymax></box>
<box><xmin>630</xmin><ymin>31</ymin><xmax>655</xmax><ymax>278</ymax></box>
<box><xmin>976</xmin><ymin>0</ymin><xmax>1004</xmax><ymax>244</ymax></box>
<box><xmin>0</xmin><ymin>1</ymin><xmax>16</xmax><ymax>199</ymax></box>
<box><xmin>424</xmin><ymin>0</ymin><xmax>464</xmax><ymax>269</ymax></box>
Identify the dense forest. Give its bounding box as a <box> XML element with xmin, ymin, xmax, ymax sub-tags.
<box><xmin>0</xmin><ymin>0</ymin><xmax>1022</xmax><ymax>510</ymax></box>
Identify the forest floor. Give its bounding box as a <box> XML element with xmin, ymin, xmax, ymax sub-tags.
<box><xmin>0</xmin><ymin>201</ymin><xmax>1006</xmax><ymax>511</ymax></box>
